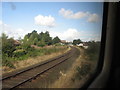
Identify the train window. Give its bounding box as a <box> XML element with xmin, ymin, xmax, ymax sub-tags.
<box><xmin>1</xmin><ymin>0</ymin><xmax>104</xmax><ymax>89</ymax></box>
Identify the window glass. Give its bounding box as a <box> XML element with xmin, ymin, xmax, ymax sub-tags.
<box><xmin>1</xmin><ymin>2</ymin><xmax>103</xmax><ymax>88</ymax></box>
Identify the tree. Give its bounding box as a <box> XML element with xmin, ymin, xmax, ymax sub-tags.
<box><xmin>52</xmin><ymin>36</ymin><xmax>61</xmax><ymax>44</ymax></box>
<box><xmin>22</xmin><ymin>35</ymin><xmax>30</xmax><ymax>50</ymax></box>
<box><xmin>34</xmin><ymin>38</ymin><xmax>38</xmax><ymax>45</ymax></box>
<box><xmin>2</xmin><ymin>33</ymin><xmax>15</xmax><ymax>57</ymax></box>
<box><xmin>73</xmin><ymin>39</ymin><xmax>82</xmax><ymax>45</ymax></box>
<box><xmin>31</xmin><ymin>30</ymin><xmax>39</xmax><ymax>40</ymax></box>
<box><xmin>22</xmin><ymin>30</ymin><xmax>60</xmax><ymax>47</ymax></box>
<box><xmin>22</xmin><ymin>30</ymin><xmax>39</xmax><ymax>47</ymax></box>
<box><xmin>41</xmin><ymin>31</ymin><xmax>52</xmax><ymax>45</ymax></box>
<box><xmin>38</xmin><ymin>32</ymin><xmax>44</xmax><ymax>41</ymax></box>
<box><xmin>29</xmin><ymin>34</ymin><xmax>35</xmax><ymax>45</ymax></box>
<box><xmin>37</xmin><ymin>40</ymin><xmax>46</xmax><ymax>47</ymax></box>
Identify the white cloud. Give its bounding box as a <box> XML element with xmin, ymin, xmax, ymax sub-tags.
<box><xmin>49</xmin><ymin>28</ymin><xmax>101</xmax><ymax>42</ymax></box>
<box><xmin>3</xmin><ymin>27</ymin><xmax>29</xmax><ymax>39</ymax></box>
<box><xmin>34</xmin><ymin>15</ymin><xmax>55</xmax><ymax>27</ymax></box>
<box><xmin>0</xmin><ymin>20</ymin><xmax>101</xmax><ymax>41</ymax></box>
<box><xmin>0</xmin><ymin>20</ymin><xmax>2</xmax><ymax>25</ymax></box>
<box><xmin>0</xmin><ymin>20</ymin><xmax>2</xmax><ymax>36</ymax></box>
<box><xmin>59</xmin><ymin>8</ymin><xmax>88</xmax><ymax>19</ymax></box>
<box><xmin>87</xmin><ymin>13</ymin><xmax>100</xmax><ymax>23</ymax></box>
<box><xmin>49</xmin><ymin>29</ymin><xmax>80</xmax><ymax>41</ymax></box>
<box><xmin>49</xmin><ymin>28</ymin><xmax>80</xmax><ymax>41</ymax></box>
<box><xmin>59</xmin><ymin>8</ymin><xmax>100</xmax><ymax>23</ymax></box>
<box><xmin>62</xmin><ymin>28</ymin><xmax>80</xmax><ymax>41</ymax></box>
<box><xmin>0</xmin><ymin>20</ymin><xmax>30</xmax><ymax>39</ymax></box>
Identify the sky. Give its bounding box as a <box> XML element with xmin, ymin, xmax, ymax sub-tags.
<box><xmin>0</xmin><ymin>2</ymin><xmax>103</xmax><ymax>42</ymax></box>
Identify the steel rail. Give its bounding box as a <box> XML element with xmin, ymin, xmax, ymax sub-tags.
<box><xmin>10</xmin><ymin>56</ymin><xmax>72</xmax><ymax>89</ymax></box>
<box><xmin>2</xmin><ymin>47</ymin><xmax>78</xmax><ymax>89</ymax></box>
<box><xmin>1</xmin><ymin>47</ymin><xmax>72</xmax><ymax>81</ymax></box>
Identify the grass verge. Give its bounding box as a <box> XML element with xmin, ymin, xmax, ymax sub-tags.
<box><xmin>49</xmin><ymin>46</ymin><xmax>98</xmax><ymax>88</ymax></box>
<box><xmin>2</xmin><ymin>46</ymin><xmax>70</xmax><ymax>74</ymax></box>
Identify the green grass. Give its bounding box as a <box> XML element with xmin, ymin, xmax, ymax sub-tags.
<box><xmin>2</xmin><ymin>46</ymin><xmax>67</xmax><ymax>68</ymax></box>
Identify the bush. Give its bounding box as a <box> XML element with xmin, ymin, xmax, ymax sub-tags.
<box><xmin>16</xmin><ymin>46</ymin><xmax>22</xmax><ymax>49</ymax></box>
<box><xmin>2</xmin><ymin>45</ymin><xmax>67</xmax><ymax>67</ymax></box>
<box><xmin>75</xmin><ymin>63</ymin><xmax>91</xmax><ymax>80</ymax></box>
<box><xmin>76</xmin><ymin>64</ymin><xmax>91</xmax><ymax>76</ymax></box>
<box><xmin>54</xmin><ymin>43</ymin><xmax>61</xmax><ymax>46</ymax></box>
<box><xmin>13</xmin><ymin>49</ymin><xmax>26</xmax><ymax>57</ymax></box>
<box><xmin>37</xmin><ymin>41</ymin><xmax>46</xmax><ymax>47</ymax></box>
<box><xmin>27</xmin><ymin>50</ymin><xmax>38</xmax><ymax>57</ymax></box>
<box><xmin>2</xmin><ymin>54</ymin><xmax>15</xmax><ymax>68</ymax></box>
<box><xmin>85</xmin><ymin>41</ymin><xmax>100</xmax><ymax>61</ymax></box>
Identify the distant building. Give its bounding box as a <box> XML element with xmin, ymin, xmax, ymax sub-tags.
<box><xmin>60</xmin><ymin>40</ymin><xmax>66</xmax><ymax>43</ymax></box>
<box><xmin>77</xmin><ymin>42</ymin><xmax>88</xmax><ymax>49</ymax></box>
<box><xmin>77</xmin><ymin>43</ymin><xmax>84</xmax><ymax>46</ymax></box>
<box><xmin>14</xmin><ymin>40</ymin><xmax>21</xmax><ymax>46</ymax></box>
<box><xmin>60</xmin><ymin>40</ymin><xmax>66</xmax><ymax>45</ymax></box>
<box><xmin>83</xmin><ymin>44</ymin><xmax>88</xmax><ymax>49</ymax></box>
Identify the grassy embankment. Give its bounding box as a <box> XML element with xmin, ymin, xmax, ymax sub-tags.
<box><xmin>2</xmin><ymin>45</ymin><xmax>70</xmax><ymax>74</ymax></box>
<box><xmin>49</xmin><ymin>42</ymin><xmax>100</xmax><ymax>88</ymax></box>
<box><xmin>18</xmin><ymin>45</ymin><xmax>80</xmax><ymax>88</ymax></box>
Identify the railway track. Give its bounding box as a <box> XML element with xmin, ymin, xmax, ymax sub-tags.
<box><xmin>2</xmin><ymin>47</ymin><xmax>79</xmax><ymax>89</ymax></box>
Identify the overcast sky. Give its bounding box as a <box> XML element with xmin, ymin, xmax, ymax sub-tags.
<box><xmin>1</xmin><ymin>2</ymin><xmax>103</xmax><ymax>41</ymax></box>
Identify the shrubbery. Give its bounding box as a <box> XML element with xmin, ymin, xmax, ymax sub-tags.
<box><xmin>73</xmin><ymin>41</ymin><xmax>100</xmax><ymax>81</ymax></box>
<box><xmin>2</xmin><ymin>44</ymin><xmax>66</xmax><ymax>68</ymax></box>
<box><xmin>1</xmin><ymin>31</ymin><xmax>64</xmax><ymax>68</ymax></box>
<box><xmin>13</xmin><ymin>49</ymin><xmax>26</xmax><ymax>57</ymax></box>
<box><xmin>75</xmin><ymin>63</ymin><xmax>91</xmax><ymax>80</ymax></box>
<box><xmin>85</xmin><ymin>41</ymin><xmax>100</xmax><ymax>61</ymax></box>
<box><xmin>2</xmin><ymin>54</ymin><xmax>15</xmax><ymax>68</ymax></box>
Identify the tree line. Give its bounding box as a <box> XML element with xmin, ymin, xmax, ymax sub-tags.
<box><xmin>1</xmin><ymin>30</ymin><xmax>100</xmax><ymax>68</ymax></box>
<box><xmin>1</xmin><ymin>30</ymin><xmax>84</xmax><ymax>61</ymax></box>
<box><xmin>22</xmin><ymin>30</ymin><xmax>61</xmax><ymax>47</ymax></box>
<box><xmin>1</xmin><ymin>30</ymin><xmax>62</xmax><ymax>67</ymax></box>
<box><xmin>2</xmin><ymin>30</ymin><xmax>62</xmax><ymax>57</ymax></box>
